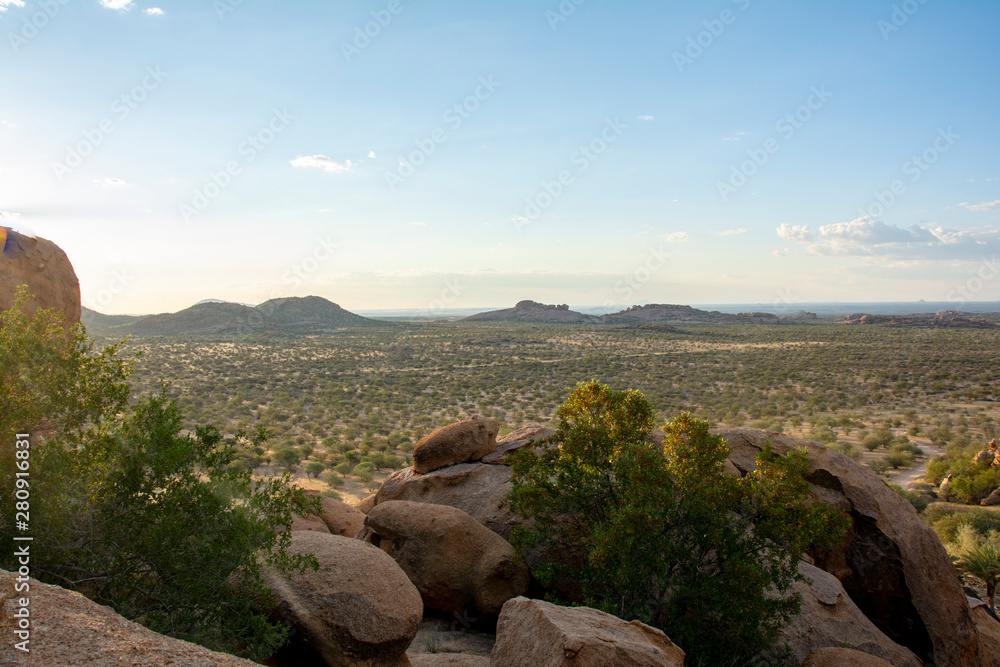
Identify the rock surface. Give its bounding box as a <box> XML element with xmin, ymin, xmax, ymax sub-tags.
<box><xmin>968</xmin><ymin>598</ymin><xmax>1000</xmax><ymax>666</ymax></box>
<box><xmin>801</xmin><ymin>647</ymin><xmax>894</xmax><ymax>667</ymax></box>
<box><xmin>778</xmin><ymin>562</ymin><xmax>922</xmax><ymax>666</ymax></box>
<box><xmin>290</xmin><ymin>513</ymin><xmax>332</xmax><ymax>533</ymax></box>
<box><xmin>0</xmin><ymin>228</ymin><xmax>81</xmax><ymax>326</ymax></box>
<box><xmin>413</xmin><ymin>416</ymin><xmax>500</xmax><ymax>474</ymax></box>
<box><xmin>304</xmin><ymin>491</ymin><xmax>367</xmax><ymax>536</ymax></box>
<box><xmin>0</xmin><ymin>568</ymin><xmax>257</xmax><ymax>666</ymax></box>
<box><xmin>405</xmin><ymin>618</ymin><xmax>494</xmax><ymax>667</ymax></box>
<box><xmin>363</xmin><ymin>501</ymin><xmax>529</xmax><ymax>617</ymax></box>
<box><xmin>715</xmin><ymin>427</ymin><xmax>986</xmax><ymax>667</ymax></box>
<box><xmin>983</xmin><ymin>486</ymin><xmax>1000</xmax><ymax>507</ymax></box>
<box><xmin>266</xmin><ymin>532</ymin><xmax>422</xmax><ymax>666</ymax></box>
<box><xmin>481</xmin><ymin>425</ymin><xmax>556</xmax><ymax>465</ymax></box>
<box><xmin>375</xmin><ymin>463</ymin><xmax>516</xmax><ymax>540</ymax></box>
<box><xmin>490</xmin><ymin>597</ymin><xmax>685</xmax><ymax>666</ymax></box>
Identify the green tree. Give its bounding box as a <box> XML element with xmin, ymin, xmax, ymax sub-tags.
<box><xmin>274</xmin><ymin>446</ymin><xmax>301</xmax><ymax>473</ymax></box>
<box><xmin>0</xmin><ymin>290</ymin><xmax>319</xmax><ymax>660</ymax></box>
<box><xmin>305</xmin><ymin>460</ymin><xmax>326</xmax><ymax>479</ymax></box>
<box><xmin>507</xmin><ymin>381</ymin><xmax>848</xmax><ymax>665</ymax></box>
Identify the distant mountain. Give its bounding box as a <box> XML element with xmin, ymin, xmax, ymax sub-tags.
<box><xmin>461</xmin><ymin>300</ymin><xmax>599</xmax><ymax>323</ymax></box>
<box><xmin>838</xmin><ymin>311</ymin><xmax>999</xmax><ymax>329</ymax></box>
<box><xmin>85</xmin><ymin>296</ymin><xmax>387</xmax><ymax>336</ymax></box>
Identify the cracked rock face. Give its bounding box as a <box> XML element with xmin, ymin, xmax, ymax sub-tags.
<box><xmin>715</xmin><ymin>427</ymin><xmax>988</xmax><ymax>667</ymax></box>
<box><xmin>1</xmin><ymin>228</ymin><xmax>81</xmax><ymax>326</ymax></box>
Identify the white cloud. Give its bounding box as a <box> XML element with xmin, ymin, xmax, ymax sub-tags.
<box><xmin>637</xmin><ymin>115</ymin><xmax>655</xmax><ymax>121</ymax></box>
<box><xmin>722</xmin><ymin>131</ymin><xmax>748</xmax><ymax>142</ymax></box>
<box><xmin>145</xmin><ymin>7</ymin><xmax>163</xmax><ymax>15</ymax></box>
<box><xmin>1</xmin><ymin>120</ymin><xmax>16</xmax><ymax>129</ymax></box>
<box><xmin>290</xmin><ymin>155</ymin><xmax>354</xmax><ymax>174</ymax></box>
<box><xmin>94</xmin><ymin>177</ymin><xmax>129</xmax><ymax>187</ymax></box>
<box><xmin>99</xmin><ymin>0</ymin><xmax>134</xmax><ymax>9</ymax></box>
<box><xmin>368</xmin><ymin>151</ymin><xmax>377</xmax><ymax>158</ymax></box>
<box><xmin>962</xmin><ymin>200</ymin><xmax>1000</xmax><ymax>211</ymax></box>
<box><xmin>0</xmin><ymin>0</ymin><xmax>25</xmax><ymax>11</ymax></box>
<box><xmin>717</xmin><ymin>228</ymin><xmax>750</xmax><ymax>236</ymax></box>
<box><xmin>664</xmin><ymin>232</ymin><xmax>690</xmax><ymax>242</ymax></box>
<box><xmin>777</xmin><ymin>216</ymin><xmax>1000</xmax><ymax>259</ymax></box>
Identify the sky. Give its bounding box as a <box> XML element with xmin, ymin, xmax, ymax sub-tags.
<box><xmin>1</xmin><ymin>0</ymin><xmax>998</xmax><ymax>315</ymax></box>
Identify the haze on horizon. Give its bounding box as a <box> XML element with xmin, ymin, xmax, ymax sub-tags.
<box><xmin>1</xmin><ymin>0</ymin><xmax>998</xmax><ymax>315</ymax></box>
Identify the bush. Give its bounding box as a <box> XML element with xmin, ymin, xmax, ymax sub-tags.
<box><xmin>889</xmin><ymin>483</ymin><xmax>929</xmax><ymax>513</ymax></box>
<box><xmin>869</xmin><ymin>458</ymin><xmax>890</xmax><ymax>475</ymax></box>
<box><xmin>0</xmin><ymin>290</ymin><xmax>319</xmax><ymax>660</ymax></box>
<box><xmin>507</xmin><ymin>381</ymin><xmax>847</xmax><ymax>665</ymax></box>
<box><xmin>862</xmin><ymin>434</ymin><xmax>881</xmax><ymax>452</ymax></box>
<box><xmin>886</xmin><ymin>451</ymin><xmax>914</xmax><ymax>469</ymax></box>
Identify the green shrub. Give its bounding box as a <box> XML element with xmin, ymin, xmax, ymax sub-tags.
<box><xmin>889</xmin><ymin>483</ymin><xmax>929</xmax><ymax>513</ymax></box>
<box><xmin>507</xmin><ymin>381</ymin><xmax>847</xmax><ymax>665</ymax></box>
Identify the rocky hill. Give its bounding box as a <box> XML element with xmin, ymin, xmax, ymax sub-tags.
<box><xmin>90</xmin><ymin>296</ymin><xmax>387</xmax><ymax>336</ymax></box>
<box><xmin>839</xmin><ymin>311</ymin><xmax>999</xmax><ymax>329</ymax></box>
<box><xmin>461</xmin><ymin>300</ymin><xmax>599</xmax><ymax>323</ymax></box>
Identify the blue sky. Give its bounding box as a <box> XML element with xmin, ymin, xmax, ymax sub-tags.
<box><xmin>1</xmin><ymin>0</ymin><xmax>998</xmax><ymax>314</ymax></box>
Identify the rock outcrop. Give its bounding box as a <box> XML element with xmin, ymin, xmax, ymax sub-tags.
<box><xmin>490</xmin><ymin>597</ymin><xmax>685</xmax><ymax>666</ymax></box>
<box><xmin>0</xmin><ymin>568</ymin><xmax>258</xmax><ymax>666</ymax></box>
<box><xmin>968</xmin><ymin>596</ymin><xmax>1000</xmax><ymax>665</ymax></box>
<box><xmin>481</xmin><ymin>425</ymin><xmax>556</xmax><ymax>465</ymax></box>
<box><xmin>778</xmin><ymin>562</ymin><xmax>921</xmax><ymax>666</ymax></box>
<box><xmin>413</xmin><ymin>416</ymin><xmax>500</xmax><ymax>474</ymax></box>
<box><xmin>375</xmin><ymin>463</ymin><xmax>516</xmax><ymax>540</ymax></box>
<box><xmin>461</xmin><ymin>301</ymin><xmax>598</xmax><ymax>324</ymax></box>
<box><xmin>716</xmin><ymin>427</ymin><xmax>986</xmax><ymax>667</ymax></box>
<box><xmin>363</xmin><ymin>501</ymin><xmax>529</xmax><ymax>617</ymax></box>
<box><xmin>801</xmin><ymin>647</ymin><xmax>894</xmax><ymax>667</ymax></box>
<box><xmin>982</xmin><ymin>486</ymin><xmax>1000</xmax><ymax>507</ymax></box>
<box><xmin>0</xmin><ymin>228</ymin><xmax>81</xmax><ymax>326</ymax></box>
<box><xmin>266</xmin><ymin>532</ymin><xmax>422</xmax><ymax>666</ymax></box>
<box><xmin>290</xmin><ymin>513</ymin><xmax>332</xmax><ymax>533</ymax></box>
<box><xmin>303</xmin><ymin>491</ymin><xmax>366</xmax><ymax>537</ymax></box>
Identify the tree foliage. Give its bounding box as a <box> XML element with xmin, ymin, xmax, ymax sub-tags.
<box><xmin>0</xmin><ymin>289</ymin><xmax>318</xmax><ymax>660</ymax></box>
<box><xmin>507</xmin><ymin>380</ymin><xmax>849</xmax><ymax>665</ymax></box>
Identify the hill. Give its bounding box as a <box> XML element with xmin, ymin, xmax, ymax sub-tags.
<box><xmin>87</xmin><ymin>296</ymin><xmax>386</xmax><ymax>336</ymax></box>
<box><xmin>461</xmin><ymin>300</ymin><xmax>599</xmax><ymax>323</ymax></box>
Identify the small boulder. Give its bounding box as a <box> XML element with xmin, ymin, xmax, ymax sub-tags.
<box><xmin>355</xmin><ymin>493</ymin><xmax>377</xmax><ymax>514</ymax></box>
<box><xmin>364</xmin><ymin>501</ymin><xmax>529</xmax><ymax>617</ymax></box>
<box><xmin>267</xmin><ymin>532</ymin><xmax>422</xmax><ymax>666</ymax></box>
<box><xmin>481</xmin><ymin>425</ymin><xmax>556</xmax><ymax>464</ymax></box>
<box><xmin>304</xmin><ymin>491</ymin><xmax>367</xmax><ymax>536</ymax></box>
<box><xmin>939</xmin><ymin>474</ymin><xmax>955</xmax><ymax>502</ymax></box>
<box><xmin>413</xmin><ymin>416</ymin><xmax>499</xmax><ymax>474</ymax></box>
<box><xmin>778</xmin><ymin>562</ymin><xmax>922</xmax><ymax>666</ymax></box>
<box><xmin>801</xmin><ymin>647</ymin><xmax>894</xmax><ymax>667</ymax></box>
<box><xmin>491</xmin><ymin>597</ymin><xmax>685</xmax><ymax>666</ymax></box>
<box><xmin>983</xmin><ymin>486</ymin><xmax>1000</xmax><ymax>507</ymax></box>
<box><xmin>291</xmin><ymin>513</ymin><xmax>332</xmax><ymax>533</ymax></box>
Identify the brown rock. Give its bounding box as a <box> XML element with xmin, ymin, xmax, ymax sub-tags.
<box><xmin>355</xmin><ymin>493</ymin><xmax>377</xmax><ymax>514</ymax></box>
<box><xmin>291</xmin><ymin>513</ymin><xmax>332</xmax><ymax>533</ymax></box>
<box><xmin>409</xmin><ymin>656</ymin><xmax>489</xmax><ymax>667</ymax></box>
<box><xmin>375</xmin><ymin>463</ymin><xmax>516</xmax><ymax>540</ymax></box>
<box><xmin>490</xmin><ymin>597</ymin><xmax>685</xmax><ymax>666</ymax></box>
<box><xmin>778</xmin><ymin>562</ymin><xmax>922</xmax><ymax>666</ymax></box>
<box><xmin>939</xmin><ymin>474</ymin><xmax>955</xmax><ymax>502</ymax></box>
<box><xmin>304</xmin><ymin>491</ymin><xmax>367</xmax><ymax>536</ymax></box>
<box><xmin>413</xmin><ymin>416</ymin><xmax>499</xmax><ymax>474</ymax></box>
<box><xmin>801</xmin><ymin>647</ymin><xmax>894</xmax><ymax>667</ymax></box>
<box><xmin>405</xmin><ymin>618</ymin><xmax>495</xmax><ymax>666</ymax></box>
<box><xmin>715</xmin><ymin>427</ymin><xmax>986</xmax><ymax>667</ymax></box>
<box><xmin>982</xmin><ymin>487</ymin><xmax>1000</xmax><ymax>507</ymax></box>
<box><xmin>363</xmin><ymin>501</ymin><xmax>529</xmax><ymax>617</ymax></box>
<box><xmin>0</xmin><ymin>568</ymin><xmax>258</xmax><ymax>666</ymax></box>
<box><xmin>974</xmin><ymin>448</ymin><xmax>996</xmax><ymax>465</ymax></box>
<box><xmin>970</xmin><ymin>604</ymin><xmax>1000</xmax><ymax>666</ymax></box>
<box><xmin>266</xmin><ymin>532</ymin><xmax>422</xmax><ymax>666</ymax></box>
<box><xmin>481</xmin><ymin>425</ymin><xmax>556</xmax><ymax>464</ymax></box>
<box><xmin>0</xmin><ymin>228</ymin><xmax>81</xmax><ymax>326</ymax></box>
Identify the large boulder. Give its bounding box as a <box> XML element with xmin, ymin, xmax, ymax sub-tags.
<box><xmin>266</xmin><ymin>532</ymin><xmax>422</xmax><ymax>666</ymax></box>
<box><xmin>363</xmin><ymin>501</ymin><xmax>529</xmax><ymax>617</ymax></box>
<box><xmin>0</xmin><ymin>568</ymin><xmax>257</xmax><ymax>666</ymax></box>
<box><xmin>375</xmin><ymin>463</ymin><xmax>516</xmax><ymax>540</ymax></box>
<box><xmin>715</xmin><ymin>427</ymin><xmax>987</xmax><ymax>667</ymax></box>
<box><xmin>490</xmin><ymin>597</ymin><xmax>685</xmax><ymax>666</ymax></box>
<box><xmin>968</xmin><ymin>597</ymin><xmax>1000</xmax><ymax>666</ymax></box>
<box><xmin>304</xmin><ymin>491</ymin><xmax>367</xmax><ymax>536</ymax></box>
<box><xmin>290</xmin><ymin>513</ymin><xmax>332</xmax><ymax>533</ymax></box>
<box><xmin>778</xmin><ymin>562</ymin><xmax>921</xmax><ymax>666</ymax></box>
<box><xmin>0</xmin><ymin>228</ymin><xmax>81</xmax><ymax>326</ymax></box>
<box><xmin>481</xmin><ymin>425</ymin><xmax>556</xmax><ymax>465</ymax></box>
<box><xmin>801</xmin><ymin>647</ymin><xmax>894</xmax><ymax>667</ymax></box>
<box><xmin>413</xmin><ymin>416</ymin><xmax>499</xmax><ymax>474</ymax></box>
